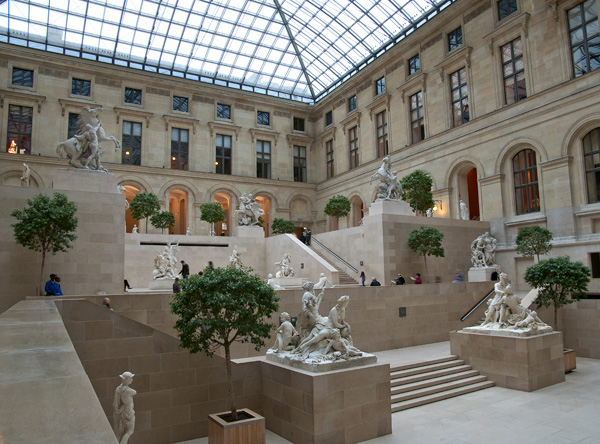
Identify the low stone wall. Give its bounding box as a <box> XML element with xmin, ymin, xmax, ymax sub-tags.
<box><xmin>561</xmin><ymin>299</ymin><xmax>600</xmax><ymax>359</ymax></box>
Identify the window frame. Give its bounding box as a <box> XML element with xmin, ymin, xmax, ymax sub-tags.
<box><xmin>375</xmin><ymin>77</ymin><xmax>386</xmax><ymax>95</ymax></box>
<box><xmin>215</xmin><ymin>133</ymin><xmax>232</xmax><ymax>175</ymax></box>
<box><xmin>216</xmin><ymin>103</ymin><xmax>232</xmax><ymax>120</ymax></box>
<box><xmin>567</xmin><ymin>0</ymin><xmax>600</xmax><ymax>78</ymax></box>
<box><xmin>326</xmin><ymin>139</ymin><xmax>334</xmax><ymax>178</ymax></box>
<box><xmin>71</xmin><ymin>78</ymin><xmax>91</xmax><ymax>97</ymax></box>
<box><xmin>172</xmin><ymin>95</ymin><xmax>189</xmax><ymax>113</ymax></box>
<box><xmin>512</xmin><ymin>148</ymin><xmax>540</xmax><ymax>215</ymax></box>
<box><xmin>348</xmin><ymin>95</ymin><xmax>357</xmax><ymax>112</ymax></box>
<box><xmin>583</xmin><ymin>127</ymin><xmax>600</xmax><ymax>204</ymax></box>
<box><xmin>349</xmin><ymin>125</ymin><xmax>359</xmax><ymax>169</ymax></box>
<box><xmin>497</xmin><ymin>0</ymin><xmax>518</xmax><ymax>21</ymax></box>
<box><xmin>124</xmin><ymin>87</ymin><xmax>143</xmax><ymax>106</ymax></box>
<box><xmin>293</xmin><ymin>145</ymin><xmax>307</xmax><ymax>183</ymax></box>
<box><xmin>170</xmin><ymin>127</ymin><xmax>189</xmax><ymax>170</ymax></box>
<box><xmin>501</xmin><ymin>37</ymin><xmax>527</xmax><ymax>105</ymax></box>
<box><xmin>256</xmin><ymin>139</ymin><xmax>271</xmax><ymax>179</ymax></box>
<box><xmin>257</xmin><ymin>110</ymin><xmax>270</xmax><ymax>126</ymax></box>
<box><xmin>121</xmin><ymin>120</ymin><xmax>143</xmax><ymax>166</ymax></box>
<box><xmin>293</xmin><ymin>117</ymin><xmax>305</xmax><ymax>132</ymax></box>
<box><xmin>11</xmin><ymin>67</ymin><xmax>35</xmax><ymax>88</ymax></box>
<box><xmin>6</xmin><ymin>104</ymin><xmax>33</xmax><ymax>155</ymax></box>
<box><xmin>375</xmin><ymin>110</ymin><xmax>388</xmax><ymax>158</ymax></box>
<box><xmin>408</xmin><ymin>54</ymin><xmax>421</xmax><ymax>76</ymax></box>
<box><xmin>325</xmin><ymin>111</ymin><xmax>333</xmax><ymax>127</ymax></box>
<box><xmin>448</xmin><ymin>26</ymin><xmax>463</xmax><ymax>52</ymax></box>
<box><xmin>410</xmin><ymin>91</ymin><xmax>425</xmax><ymax>144</ymax></box>
<box><xmin>450</xmin><ymin>67</ymin><xmax>469</xmax><ymax>127</ymax></box>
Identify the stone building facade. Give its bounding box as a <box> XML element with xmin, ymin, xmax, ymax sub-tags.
<box><xmin>1</xmin><ymin>0</ymin><xmax>600</xmax><ymax>290</ymax></box>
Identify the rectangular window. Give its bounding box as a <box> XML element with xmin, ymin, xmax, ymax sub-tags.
<box><xmin>124</xmin><ymin>87</ymin><xmax>142</xmax><ymax>105</ymax></box>
<box><xmin>583</xmin><ymin>127</ymin><xmax>600</xmax><ymax>203</ymax></box>
<box><xmin>502</xmin><ymin>37</ymin><xmax>526</xmax><ymax>105</ymax></box>
<box><xmin>294</xmin><ymin>145</ymin><xmax>307</xmax><ymax>182</ymax></box>
<box><xmin>326</xmin><ymin>139</ymin><xmax>334</xmax><ymax>178</ymax></box>
<box><xmin>173</xmin><ymin>96</ymin><xmax>188</xmax><ymax>112</ymax></box>
<box><xmin>448</xmin><ymin>27</ymin><xmax>463</xmax><ymax>51</ymax></box>
<box><xmin>6</xmin><ymin>105</ymin><xmax>33</xmax><ymax>154</ymax></box>
<box><xmin>171</xmin><ymin>127</ymin><xmax>189</xmax><ymax>170</ymax></box>
<box><xmin>568</xmin><ymin>0</ymin><xmax>600</xmax><ymax>78</ymax></box>
<box><xmin>293</xmin><ymin>117</ymin><xmax>305</xmax><ymax>131</ymax></box>
<box><xmin>411</xmin><ymin>91</ymin><xmax>425</xmax><ymax>144</ymax></box>
<box><xmin>68</xmin><ymin>113</ymin><xmax>79</xmax><ymax>139</ymax></box>
<box><xmin>257</xmin><ymin>111</ymin><xmax>270</xmax><ymax>126</ymax></box>
<box><xmin>376</xmin><ymin>111</ymin><xmax>388</xmax><ymax>158</ymax></box>
<box><xmin>12</xmin><ymin>68</ymin><xmax>34</xmax><ymax>87</ymax></box>
<box><xmin>591</xmin><ymin>252</ymin><xmax>600</xmax><ymax>278</ymax></box>
<box><xmin>122</xmin><ymin>121</ymin><xmax>142</xmax><ymax>165</ymax></box>
<box><xmin>513</xmin><ymin>149</ymin><xmax>540</xmax><ymax>214</ymax></box>
<box><xmin>349</xmin><ymin>126</ymin><xmax>359</xmax><ymax>169</ymax></box>
<box><xmin>348</xmin><ymin>95</ymin><xmax>357</xmax><ymax>112</ymax></box>
<box><xmin>451</xmin><ymin>68</ymin><xmax>469</xmax><ymax>126</ymax></box>
<box><xmin>216</xmin><ymin>134</ymin><xmax>232</xmax><ymax>175</ymax></box>
<box><xmin>256</xmin><ymin>140</ymin><xmax>271</xmax><ymax>179</ymax></box>
<box><xmin>498</xmin><ymin>0</ymin><xmax>518</xmax><ymax>20</ymax></box>
<box><xmin>71</xmin><ymin>78</ymin><xmax>91</xmax><ymax>96</ymax></box>
<box><xmin>375</xmin><ymin>77</ymin><xmax>385</xmax><ymax>95</ymax></box>
<box><xmin>217</xmin><ymin>103</ymin><xmax>231</xmax><ymax>119</ymax></box>
<box><xmin>325</xmin><ymin>111</ymin><xmax>333</xmax><ymax>126</ymax></box>
<box><xmin>408</xmin><ymin>54</ymin><xmax>420</xmax><ymax>75</ymax></box>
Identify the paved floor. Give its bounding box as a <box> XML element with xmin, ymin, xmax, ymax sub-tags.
<box><xmin>179</xmin><ymin>342</ymin><xmax>600</xmax><ymax>444</ymax></box>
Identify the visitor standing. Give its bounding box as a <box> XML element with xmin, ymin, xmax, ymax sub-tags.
<box><xmin>410</xmin><ymin>273</ymin><xmax>422</xmax><ymax>284</ymax></box>
<box><xmin>452</xmin><ymin>269</ymin><xmax>464</xmax><ymax>283</ymax></box>
<box><xmin>173</xmin><ymin>278</ymin><xmax>181</xmax><ymax>294</ymax></box>
<box><xmin>179</xmin><ymin>260</ymin><xmax>190</xmax><ymax>279</ymax></box>
<box><xmin>392</xmin><ymin>274</ymin><xmax>405</xmax><ymax>285</ymax></box>
<box><xmin>53</xmin><ymin>276</ymin><xmax>64</xmax><ymax>295</ymax></box>
<box><xmin>306</xmin><ymin>228</ymin><xmax>312</xmax><ymax>246</ymax></box>
<box><xmin>301</xmin><ymin>229</ymin><xmax>307</xmax><ymax>244</ymax></box>
<box><xmin>360</xmin><ymin>271</ymin><xmax>366</xmax><ymax>286</ymax></box>
<box><xmin>370</xmin><ymin>277</ymin><xmax>381</xmax><ymax>286</ymax></box>
<box><xmin>45</xmin><ymin>274</ymin><xmax>57</xmax><ymax>296</ymax></box>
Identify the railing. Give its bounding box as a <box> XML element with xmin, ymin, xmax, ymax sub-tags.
<box><xmin>461</xmin><ymin>288</ymin><xmax>495</xmax><ymax>321</ymax></box>
<box><xmin>311</xmin><ymin>237</ymin><xmax>359</xmax><ymax>273</ymax></box>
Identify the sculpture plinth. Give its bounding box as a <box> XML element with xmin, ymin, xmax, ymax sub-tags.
<box><xmin>148</xmin><ymin>278</ymin><xmax>175</xmax><ymax>290</ymax></box>
<box><xmin>52</xmin><ymin>168</ymin><xmax>118</xmax><ymax>193</ymax></box>
<box><xmin>233</xmin><ymin>225</ymin><xmax>264</xmax><ymax>238</ymax></box>
<box><xmin>467</xmin><ymin>266</ymin><xmax>495</xmax><ymax>282</ymax></box>
<box><xmin>369</xmin><ymin>199</ymin><xmax>413</xmax><ymax>216</ymax></box>
<box><xmin>265</xmin><ymin>349</ymin><xmax>377</xmax><ymax>372</ymax></box>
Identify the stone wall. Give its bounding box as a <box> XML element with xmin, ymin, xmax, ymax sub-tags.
<box><xmin>561</xmin><ymin>299</ymin><xmax>600</xmax><ymax>359</ymax></box>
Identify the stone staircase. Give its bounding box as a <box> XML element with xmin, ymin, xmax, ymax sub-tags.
<box><xmin>309</xmin><ymin>244</ymin><xmax>359</xmax><ymax>285</ymax></box>
<box><xmin>390</xmin><ymin>356</ymin><xmax>494</xmax><ymax>412</ymax></box>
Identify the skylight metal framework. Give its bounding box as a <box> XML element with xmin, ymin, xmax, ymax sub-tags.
<box><xmin>0</xmin><ymin>0</ymin><xmax>455</xmax><ymax>103</ymax></box>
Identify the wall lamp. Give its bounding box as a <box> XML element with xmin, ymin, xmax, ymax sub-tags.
<box><xmin>432</xmin><ymin>200</ymin><xmax>443</xmax><ymax>212</ymax></box>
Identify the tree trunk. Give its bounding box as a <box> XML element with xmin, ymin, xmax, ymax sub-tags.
<box><xmin>554</xmin><ymin>306</ymin><xmax>558</xmax><ymax>331</ymax></box>
<box><xmin>224</xmin><ymin>344</ymin><xmax>237</xmax><ymax>421</ymax></box>
<box><xmin>39</xmin><ymin>249</ymin><xmax>47</xmax><ymax>296</ymax></box>
<box><xmin>423</xmin><ymin>254</ymin><xmax>428</xmax><ymax>284</ymax></box>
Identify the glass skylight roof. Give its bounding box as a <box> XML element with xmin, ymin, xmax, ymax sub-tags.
<box><xmin>0</xmin><ymin>0</ymin><xmax>454</xmax><ymax>103</ymax></box>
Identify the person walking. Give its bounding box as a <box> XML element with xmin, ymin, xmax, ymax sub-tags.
<box><xmin>179</xmin><ymin>260</ymin><xmax>190</xmax><ymax>279</ymax></box>
<box><xmin>360</xmin><ymin>271</ymin><xmax>366</xmax><ymax>286</ymax></box>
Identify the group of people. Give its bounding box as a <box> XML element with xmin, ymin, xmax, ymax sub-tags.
<box><xmin>359</xmin><ymin>271</ymin><xmax>420</xmax><ymax>286</ymax></box>
<box><xmin>301</xmin><ymin>228</ymin><xmax>312</xmax><ymax>245</ymax></box>
<box><xmin>44</xmin><ymin>274</ymin><xmax>63</xmax><ymax>296</ymax></box>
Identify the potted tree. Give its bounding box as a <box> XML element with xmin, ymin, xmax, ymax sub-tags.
<box><xmin>400</xmin><ymin>170</ymin><xmax>435</xmax><ymax>215</ymax></box>
<box><xmin>408</xmin><ymin>226</ymin><xmax>445</xmax><ymax>283</ymax></box>
<box><xmin>129</xmin><ymin>192</ymin><xmax>160</xmax><ymax>233</ymax></box>
<box><xmin>271</xmin><ymin>217</ymin><xmax>295</xmax><ymax>235</ymax></box>
<box><xmin>11</xmin><ymin>192</ymin><xmax>78</xmax><ymax>296</ymax></box>
<box><xmin>324</xmin><ymin>194</ymin><xmax>351</xmax><ymax>229</ymax></box>
<box><xmin>524</xmin><ymin>256</ymin><xmax>590</xmax><ymax>372</ymax></box>
<box><xmin>171</xmin><ymin>265</ymin><xmax>279</xmax><ymax>442</ymax></box>
<box><xmin>516</xmin><ymin>226</ymin><xmax>553</xmax><ymax>263</ymax></box>
<box><xmin>200</xmin><ymin>202</ymin><xmax>225</xmax><ymax>236</ymax></box>
<box><xmin>150</xmin><ymin>210</ymin><xmax>175</xmax><ymax>234</ymax></box>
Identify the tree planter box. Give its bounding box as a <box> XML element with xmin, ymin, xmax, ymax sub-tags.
<box><xmin>564</xmin><ymin>349</ymin><xmax>576</xmax><ymax>373</ymax></box>
<box><xmin>208</xmin><ymin>408</ymin><xmax>265</xmax><ymax>444</ymax></box>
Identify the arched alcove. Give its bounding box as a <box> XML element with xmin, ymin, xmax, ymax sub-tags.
<box><xmin>255</xmin><ymin>195</ymin><xmax>271</xmax><ymax>236</ymax></box>
<box><xmin>122</xmin><ymin>185</ymin><xmax>140</xmax><ymax>233</ymax></box>
<box><xmin>214</xmin><ymin>192</ymin><xmax>231</xmax><ymax>236</ymax></box>
<box><xmin>169</xmin><ymin>189</ymin><xmax>188</xmax><ymax>234</ymax></box>
<box><xmin>454</xmin><ymin>164</ymin><xmax>480</xmax><ymax>220</ymax></box>
<box><xmin>350</xmin><ymin>196</ymin><xmax>364</xmax><ymax>227</ymax></box>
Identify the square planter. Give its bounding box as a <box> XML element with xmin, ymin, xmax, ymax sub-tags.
<box><xmin>208</xmin><ymin>408</ymin><xmax>265</xmax><ymax>444</ymax></box>
<box><xmin>564</xmin><ymin>348</ymin><xmax>576</xmax><ymax>373</ymax></box>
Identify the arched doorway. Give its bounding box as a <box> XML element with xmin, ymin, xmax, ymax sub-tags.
<box><xmin>214</xmin><ymin>192</ymin><xmax>231</xmax><ymax>236</ymax></box>
<box><xmin>168</xmin><ymin>189</ymin><xmax>187</xmax><ymax>235</ymax></box>
<box><xmin>256</xmin><ymin>195</ymin><xmax>271</xmax><ymax>236</ymax></box>
<box><xmin>351</xmin><ymin>196</ymin><xmax>364</xmax><ymax>227</ymax></box>
<box><xmin>122</xmin><ymin>185</ymin><xmax>140</xmax><ymax>233</ymax></box>
<box><xmin>290</xmin><ymin>196</ymin><xmax>311</xmax><ymax>238</ymax></box>
<box><xmin>455</xmin><ymin>165</ymin><xmax>480</xmax><ymax>220</ymax></box>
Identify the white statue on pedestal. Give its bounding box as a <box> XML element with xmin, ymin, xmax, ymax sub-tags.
<box><xmin>369</xmin><ymin>156</ymin><xmax>402</xmax><ymax>201</ymax></box>
<box><xmin>152</xmin><ymin>242</ymin><xmax>179</xmax><ymax>280</ymax></box>
<box><xmin>460</xmin><ymin>200</ymin><xmax>469</xmax><ymax>220</ymax></box>
<box><xmin>113</xmin><ymin>371</ymin><xmax>136</xmax><ymax>444</ymax></box>
<box><xmin>132</xmin><ymin>224</ymin><xmax>138</xmax><ymax>234</ymax></box>
<box><xmin>266</xmin><ymin>273</ymin><xmax>283</xmax><ymax>290</ymax></box>
<box><xmin>186</xmin><ymin>228</ymin><xmax>191</xmax><ymax>235</ymax></box>
<box><xmin>20</xmin><ymin>163</ymin><xmax>30</xmax><ymax>187</ymax></box>
<box><xmin>313</xmin><ymin>273</ymin><xmax>333</xmax><ymax>290</ymax></box>
<box><xmin>56</xmin><ymin>106</ymin><xmax>121</xmax><ymax>173</ymax></box>
<box><xmin>229</xmin><ymin>245</ymin><xmax>242</xmax><ymax>268</ymax></box>
<box><xmin>270</xmin><ymin>312</ymin><xmax>299</xmax><ymax>353</ymax></box>
<box><xmin>234</xmin><ymin>193</ymin><xmax>264</xmax><ymax>226</ymax></box>
<box><xmin>275</xmin><ymin>253</ymin><xmax>295</xmax><ymax>278</ymax></box>
<box><xmin>470</xmin><ymin>232</ymin><xmax>497</xmax><ymax>267</ymax></box>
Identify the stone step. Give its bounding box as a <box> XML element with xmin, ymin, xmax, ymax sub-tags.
<box><xmin>391</xmin><ymin>368</ymin><xmax>480</xmax><ymax>394</ymax></box>
<box><xmin>391</xmin><ymin>374</ymin><xmax>489</xmax><ymax>403</ymax></box>
<box><xmin>390</xmin><ymin>356</ymin><xmax>458</xmax><ymax>373</ymax></box>
<box><xmin>391</xmin><ymin>364</ymin><xmax>474</xmax><ymax>388</ymax></box>
<box><xmin>309</xmin><ymin>246</ymin><xmax>359</xmax><ymax>285</ymax></box>
<box><xmin>391</xmin><ymin>380</ymin><xmax>495</xmax><ymax>413</ymax></box>
<box><xmin>390</xmin><ymin>359</ymin><xmax>466</xmax><ymax>381</ymax></box>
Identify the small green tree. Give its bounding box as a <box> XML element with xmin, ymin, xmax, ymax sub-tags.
<box><xmin>408</xmin><ymin>226</ymin><xmax>445</xmax><ymax>283</ymax></box>
<box><xmin>129</xmin><ymin>192</ymin><xmax>160</xmax><ymax>233</ymax></box>
<box><xmin>516</xmin><ymin>226</ymin><xmax>553</xmax><ymax>262</ymax></box>
<box><xmin>271</xmin><ymin>218</ymin><xmax>295</xmax><ymax>235</ymax></box>
<box><xmin>171</xmin><ymin>266</ymin><xmax>279</xmax><ymax>421</ymax></box>
<box><xmin>11</xmin><ymin>192</ymin><xmax>78</xmax><ymax>295</ymax></box>
<box><xmin>400</xmin><ymin>170</ymin><xmax>435</xmax><ymax>215</ymax></box>
<box><xmin>524</xmin><ymin>256</ymin><xmax>590</xmax><ymax>329</ymax></box>
<box><xmin>324</xmin><ymin>195</ymin><xmax>351</xmax><ymax>227</ymax></box>
<box><xmin>151</xmin><ymin>210</ymin><xmax>175</xmax><ymax>234</ymax></box>
<box><xmin>200</xmin><ymin>202</ymin><xmax>225</xmax><ymax>236</ymax></box>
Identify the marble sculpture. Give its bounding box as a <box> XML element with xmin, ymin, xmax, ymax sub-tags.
<box><xmin>113</xmin><ymin>371</ymin><xmax>136</xmax><ymax>444</ymax></box>
<box><xmin>470</xmin><ymin>232</ymin><xmax>497</xmax><ymax>267</ymax></box>
<box><xmin>56</xmin><ymin>106</ymin><xmax>121</xmax><ymax>173</ymax></box>
<box><xmin>313</xmin><ymin>273</ymin><xmax>333</xmax><ymax>289</ymax></box>
<box><xmin>234</xmin><ymin>193</ymin><xmax>264</xmax><ymax>226</ymax></box>
<box><xmin>152</xmin><ymin>242</ymin><xmax>179</xmax><ymax>280</ymax></box>
<box><xmin>275</xmin><ymin>253</ymin><xmax>295</xmax><ymax>278</ymax></box>
<box><xmin>460</xmin><ymin>200</ymin><xmax>469</xmax><ymax>220</ymax></box>
<box><xmin>229</xmin><ymin>245</ymin><xmax>242</xmax><ymax>268</ymax></box>
<box><xmin>370</xmin><ymin>156</ymin><xmax>402</xmax><ymax>201</ymax></box>
<box><xmin>266</xmin><ymin>273</ymin><xmax>284</xmax><ymax>290</ymax></box>
<box><xmin>20</xmin><ymin>163</ymin><xmax>30</xmax><ymax>187</ymax></box>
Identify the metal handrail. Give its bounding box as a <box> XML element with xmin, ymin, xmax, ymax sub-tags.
<box><xmin>461</xmin><ymin>288</ymin><xmax>495</xmax><ymax>321</ymax></box>
<box><xmin>311</xmin><ymin>237</ymin><xmax>359</xmax><ymax>273</ymax></box>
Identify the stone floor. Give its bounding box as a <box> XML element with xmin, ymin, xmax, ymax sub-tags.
<box><xmin>179</xmin><ymin>342</ymin><xmax>600</xmax><ymax>444</ymax></box>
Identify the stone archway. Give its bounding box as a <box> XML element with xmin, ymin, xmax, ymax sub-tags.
<box><xmin>214</xmin><ymin>192</ymin><xmax>231</xmax><ymax>236</ymax></box>
<box><xmin>350</xmin><ymin>196</ymin><xmax>364</xmax><ymax>227</ymax></box>
<box><xmin>122</xmin><ymin>185</ymin><xmax>140</xmax><ymax>233</ymax></box>
<box><xmin>168</xmin><ymin>189</ymin><xmax>187</xmax><ymax>235</ymax></box>
<box><xmin>455</xmin><ymin>164</ymin><xmax>480</xmax><ymax>220</ymax></box>
<box><xmin>255</xmin><ymin>195</ymin><xmax>271</xmax><ymax>236</ymax></box>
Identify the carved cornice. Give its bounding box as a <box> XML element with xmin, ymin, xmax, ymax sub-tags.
<box><xmin>485</xmin><ymin>12</ymin><xmax>530</xmax><ymax>55</ymax></box>
<box><xmin>207</xmin><ymin>121</ymin><xmax>242</xmax><ymax>140</ymax></box>
<box><xmin>317</xmin><ymin>125</ymin><xmax>337</xmax><ymax>142</ymax></box>
<box><xmin>249</xmin><ymin>127</ymin><xmax>280</xmax><ymax>147</ymax></box>
<box><xmin>113</xmin><ymin>106</ymin><xmax>154</xmax><ymax>128</ymax></box>
<box><xmin>162</xmin><ymin>114</ymin><xmax>200</xmax><ymax>134</ymax></box>
<box><xmin>435</xmin><ymin>46</ymin><xmax>473</xmax><ymax>81</ymax></box>
<box><xmin>286</xmin><ymin>134</ymin><xmax>313</xmax><ymax>151</ymax></box>
<box><xmin>365</xmin><ymin>92</ymin><xmax>390</xmax><ymax>120</ymax></box>
<box><xmin>0</xmin><ymin>89</ymin><xmax>46</xmax><ymax>113</ymax></box>
<box><xmin>340</xmin><ymin>111</ymin><xmax>361</xmax><ymax>135</ymax></box>
<box><xmin>58</xmin><ymin>98</ymin><xmax>97</xmax><ymax>116</ymax></box>
<box><xmin>398</xmin><ymin>73</ymin><xmax>427</xmax><ymax>103</ymax></box>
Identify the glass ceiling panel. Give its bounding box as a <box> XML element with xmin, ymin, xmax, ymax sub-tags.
<box><xmin>0</xmin><ymin>0</ymin><xmax>455</xmax><ymax>103</ymax></box>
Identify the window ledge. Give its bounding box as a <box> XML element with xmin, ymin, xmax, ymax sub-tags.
<box><xmin>574</xmin><ymin>204</ymin><xmax>600</xmax><ymax>218</ymax></box>
<box><xmin>504</xmin><ymin>212</ymin><xmax>546</xmax><ymax>227</ymax></box>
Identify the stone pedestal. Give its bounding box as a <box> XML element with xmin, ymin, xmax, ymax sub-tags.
<box><xmin>368</xmin><ymin>199</ymin><xmax>413</xmax><ymax>216</ymax></box>
<box><xmin>271</xmin><ymin>277</ymin><xmax>304</xmax><ymax>287</ymax></box>
<box><xmin>148</xmin><ymin>278</ymin><xmax>175</xmax><ymax>290</ymax></box>
<box><xmin>233</xmin><ymin>225</ymin><xmax>265</xmax><ymax>238</ymax></box>
<box><xmin>468</xmin><ymin>266</ymin><xmax>495</xmax><ymax>282</ymax></box>
<box><xmin>52</xmin><ymin>168</ymin><xmax>118</xmax><ymax>193</ymax></box>
<box><xmin>260</xmin><ymin>360</ymin><xmax>391</xmax><ymax>444</ymax></box>
<box><xmin>450</xmin><ymin>330</ymin><xmax>565</xmax><ymax>391</ymax></box>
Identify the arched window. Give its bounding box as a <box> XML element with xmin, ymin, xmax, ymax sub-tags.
<box><xmin>583</xmin><ymin>127</ymin><xmax>600</xmax><ymax>204</ymax></box>
<box><xmin>512</xmin><ymin>149</ymin><xmax>539</xmax><ymax>214</ymax></box>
